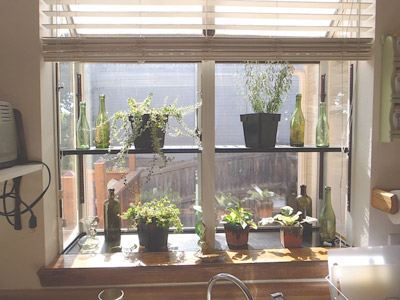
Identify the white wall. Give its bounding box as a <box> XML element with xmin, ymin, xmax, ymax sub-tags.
<box><xmin>0</xmin><ymin>0</ymin><xmax>57</xmax><ymax>289</ymax></box>
<box><xmin>352</xmin><ymin>0</ymin><xmax>400</xmax><ymax>247</ymax></box>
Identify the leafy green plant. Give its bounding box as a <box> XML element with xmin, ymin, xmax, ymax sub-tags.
<box><xmin>259</xmin><ymin>206</ymin><xmax>317</xmax><ymax>227</ymax></box>
<box><xmin>246</xmin><ymin>184</ymin><xmax>274</xmax><ymax>205</ymax></box>
<box><xmin>215</xmin><ymin>192</ymin><xmax>241</xmax><ymax>210</ymax></box>
<box><xmin>112</xmin><ymin>93</ymin><xmax>201</xmax><ymax>181</ymax></box>
<box><xmin>240</xmin><ymin>61</ymin><xmax>294</xmax><ymax>114</ymax></box>
<box><xmin>123</xmin><ymin>197</ymin><xmax>183</xmax><ymax>232</ymax></box>
<box><xmin>221</xmin><ymin>205</ymin><xmax>257</xmax><ymax>230</ymax></box>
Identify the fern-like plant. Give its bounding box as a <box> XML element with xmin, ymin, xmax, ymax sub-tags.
<box><xmin>240</xmin><ymin>61</ymin><xmax>294</xmax><ymax>114</ymax></box>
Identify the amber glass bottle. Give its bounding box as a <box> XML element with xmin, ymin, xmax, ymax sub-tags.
<box><xmin>295</xmin><ymin>185</ymin><xmax>313</xmax><ymax>242</ymax></box>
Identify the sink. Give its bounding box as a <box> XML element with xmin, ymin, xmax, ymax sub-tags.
<box><xmin>327</xmin><ymin>245</ymin><xmax>400</xmax><ymax>300</ymax></box>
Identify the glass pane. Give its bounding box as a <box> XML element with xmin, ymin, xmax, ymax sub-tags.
<box><xmin>83</xmin><ymin>153</ymin><xmax>198</xmax><ymax>229</ymax></box>
<box><xmin>59</xmin><ymin>62</ymin><xmax>79</xmax><ymax>247</ymax></box>
<box><xmin>83</xmin><ymin>63</ymin><xmax>198</xmax><ymax>147</ymax></box>
<box><xmin>215</xmin><ymin>152</ymin><xmax>297</xmax><ymax>226</ymax></box>
<box><xmin>81</xmin><ymin>63</ymin><xmax>199</xmax><ymax>229</ymax></box>
<box><xmin>215</xmin><ymin>63</ymin><xmax>301</xmax><ymax>145</ymax></box>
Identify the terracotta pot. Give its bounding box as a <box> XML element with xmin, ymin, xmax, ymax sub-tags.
<box><xmin>137</xmin><ymin>222</ymin><xmax>169</xmax><ymax>251</ymax></box>
<box><xmin>224</xmin><ymin>223</ymin><xmax>250</xmax><ymax>247</ymax></box>
<box><xmin>280</xmin><ymin>226</ymin><xmax>303</xmax><ymax>248</ymax></box>
<box><xmin>256</xmin><ymin>202</ymin><xmax>273</xmax><ymax>219</ymax></box>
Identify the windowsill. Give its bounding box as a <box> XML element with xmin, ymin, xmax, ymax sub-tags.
<box><xmin>38</xmin><ymin>232</ymin><xmax>330</xmax><ymax>288</ymax></box>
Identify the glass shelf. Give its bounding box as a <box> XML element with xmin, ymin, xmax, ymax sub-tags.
<box><xmin>60</xmin><ymin>145</ymin><xmax>348</xmax><ymax>155</ymax></box>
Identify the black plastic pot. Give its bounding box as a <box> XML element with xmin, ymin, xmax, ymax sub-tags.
<box><xmin>137</xmin><ymin>222</ymin><xmax>169</xmax><ymax>251</ymax></box>
<box><xmin>240</xmin><ymin>113</ymin><xmax>281</xmax><ymax>148</ymax></box>
<box><xmin>130</xmin><ymin>114</ymin><xmax>167</xmax><ymax>150</ymax></box>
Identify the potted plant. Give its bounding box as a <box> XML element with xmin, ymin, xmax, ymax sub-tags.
<box><xmin>215</xmin><ymin>192</ymin><xmax>241</xmax><ymax>221</ymax></box>
<box><xmin>259</xmin><ymin>206</ymin><xmax>317</xmax><ymax>248</ymax></box>
<box><xmin>221</xmin><ymin>205</ymin><xmax>257</xmax><ymax>248</ymax></box>
<box><xmin>112</xmin><ymin>93</ymin><xmax>201</xmax><ymax>180</ymax></box>
<box><xmin>123</xmin><ymin>197</ymin><xmax>183</xmax><ymax>251</ymax></box>
<box><xmin>246</xmin><ymin>185</ymin><xmax>274</xmax><ymax>220</ymax></box>
<box><xmin>239</xmin><ymin>61</ymin><xmax>294</xmax><ymax>148</ymax></box>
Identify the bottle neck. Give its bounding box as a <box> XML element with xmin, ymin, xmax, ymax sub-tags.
<box><xmin>295</xmin><ymin>95</ymin><xmax>302</xmax><ymax>107</ymax></box>
<box><xmin>108</xmin><ymin>189</ymin><xmax>115</xmax><ymax>201</ymax></box>
<box><xmin>300</xmin><ymin>185</ymin><xmax>307</xmax><ymax>196</ymax></box>
<box><xmin>319</xmin><ymin>102</ymin><xmax>326</xmax><ymax>116</ymax></box>
<box><xmin>324</xmin><ymin>187</ymin><xmax>331</xmax><ymax>205</ymax></box>
<box><xmin>80</xmin><ymin>103</ymin><xmax>87</xmax><ymax>118</ymax></box>
<box><xmin>99</xmin><ymin>95</ymin><xmax>106</xmax><ymax>113</ymax></box>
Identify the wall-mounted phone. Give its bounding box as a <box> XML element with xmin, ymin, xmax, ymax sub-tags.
<box><xmin>0</xmin><ymin>101</ymin><xmax>50</xmax><ymax>230</ymax></box>
<box><xmin>0</xmin><ymin>101</ymin><xmax>27</xmax><ymax>169</ymax></box>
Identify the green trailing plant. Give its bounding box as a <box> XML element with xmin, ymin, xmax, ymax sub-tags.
<box><xmin>111</xmin><ymin>93</ymin><xmax>201</xmax><ymax>182</ymax></box>
<box><xmin>240</xmin><ymin>61</ymin><xmax>294</xmax><ymax>114</ymax></box>
<box><xmin>259</xmin><ymin>205</ymin><xmax>317</xmax><ymax>227</ymax></box>
<box><xmin>141</xmin><ymin>187</ymin><xmax>182</xmax><ymax>206</ymax></box>
<box><xmin>123</xmin><ymin>197</ymin><xmax>183</xmax><ymax>233</ymax></box>
<box><xmin>221</xmin><ymin>205</ymin><xmax>257</xmax><ymax>230</ymax></box>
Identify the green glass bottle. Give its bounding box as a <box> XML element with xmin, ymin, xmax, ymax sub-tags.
<box><xmin>319</xmin><ymin>186</ymin><xmax>336</xmax><ymax>244</ymax></box>
<box><xmin>76</xmin><ymin>101</ymin><xmax>90</xmax><ymax>149</ymax></box>
<box><xmin>295</xmin><ymin>184</ymin><xmax>313</xmax><ymax>242</ymax></box>
<box><xmin>295</xmin><ymin>185</ymin><xmax>312</xmax><ymax>218</ymax></box>
<box><xmin>95</xmin><ymin>94</ymin><xmax>110</xmax><ymax>149</ymax></box>
<box><xmin>104</xmin><ymin>188</ymin><xmax>121</xmax><ymax>245</ymax></box>
<box><xmin>290</xmin><ymin>94</ymin><xmax>305</xmax><ymax>147</ymax></box>
<box><xmin>316</xmin><ymin>101</ymin><xmax>329</xmax><ymax>147</ymax></box>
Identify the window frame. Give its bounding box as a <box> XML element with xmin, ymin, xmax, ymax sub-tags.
<box><xmin>56</xmin><ymin>60</ymin><xmax>352</xmax><ymax>251</ymax></box>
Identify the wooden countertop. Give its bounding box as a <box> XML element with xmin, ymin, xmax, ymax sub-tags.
<box><xmin>38</xmin><ymin>247</ymin><xmax>329</xmax><ymax>287</ymax></box>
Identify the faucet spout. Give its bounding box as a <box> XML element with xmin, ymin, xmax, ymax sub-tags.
<box><xmin>206</xmin><ymin>273</ymin><xmax>254</xmax><ymax>300</ymax></box>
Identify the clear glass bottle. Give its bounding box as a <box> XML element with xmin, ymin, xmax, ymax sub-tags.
<box><xmin>290</xmin><ymin>94</ymin><xmax>305</xmax><ymax>147</ymax></box>
<box><xmin>95</xmin><ymin>94</ymin><xmax>110</xmax><ymax>149</ymax></box>
<box><xmin>104</xmin><ymin>188</ymin><xmax>121</xmax><ymax>245</ymax></box>
<box><xmin>319</xmin><ymin>186</ymin><xmax>336</xmax><ymax>243</ymax></box>
<box><xmin>76</xmin><ymin>101</ymin><xmax>90</xmax><ymax>149</ymax></box>
<box><xmin>316</xmin><ymin>101</ymin><xmax>329</xmax><ymax>147</ymax></box>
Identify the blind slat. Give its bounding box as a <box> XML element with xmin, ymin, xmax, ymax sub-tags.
<box><xmin>42</xmin><ymin>36</ymin><xmax>373</xmax><ymax>62</ymax></box>
<box><xmin>43</xmin><ymin>11</ymin><xmax>372</xmax><ymax>21</ymax></box>
<box><xmin>43</xmin><ymin>0</ymin><xmax>372</xmax><ymax>9</ymax></box>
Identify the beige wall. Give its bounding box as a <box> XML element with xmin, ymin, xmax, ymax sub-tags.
<box><xmin>0</xmin><ymin>0</ymin><xmax>58</xmax><ymax>289</ymax></box>
<box><xmin>352</xmin><ymin>0</ymin><xmax>400</xmax><ymax>246</ymax></box>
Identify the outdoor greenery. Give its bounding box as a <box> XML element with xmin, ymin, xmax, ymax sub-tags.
<box><xmin>123</xmin><ymin>197</ymin><xmax>183</xmax><ymax>232</ymax></box>
<box><xmin>240</xmin><ymin>61</ymin><xmax>294</xmax><ymax>114</ymax></box>
<box><xmin>221</xmin><ymin>205</ymin><xmax>257</xmax><ymax>230</ymax></box>
<box><xmin>259</xmin><ymin>205</ymin><xmax>317</xmax><ymax>227</ymax></box>
<box><xmin>245</xmin><ymin>184</ymin><xmax>274</xmax><ymax>205</ymax></box>
<box><xmin>215</xmin><ymin>192</ymin><xmax>241</xmax><ymax>210</ymax></box>
<box><xmin>111</xmin><ymin>93</ymin><xmax>201</xmax><ymax>181</ymax></box>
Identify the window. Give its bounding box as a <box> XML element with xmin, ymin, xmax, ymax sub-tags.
<box><xmin>47</xmin><ymin>0</ymin><xmax>374</xmax><ymax>251</ymax></box>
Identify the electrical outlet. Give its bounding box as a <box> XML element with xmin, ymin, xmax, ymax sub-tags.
<box><xmin>388</xmin><ymin>233</ymin><xmax>400</xmax><ymax>245</ymax></box>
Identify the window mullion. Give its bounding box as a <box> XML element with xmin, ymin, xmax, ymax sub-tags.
<box><xmin>199</xmin><ymin>61</ymin><xmax>216</xmax><ymax>247</ymax></box>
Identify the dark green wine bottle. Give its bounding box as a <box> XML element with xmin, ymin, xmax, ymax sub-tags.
<box><xmin>295</xmin><ymin>185</ymin><xmax>312</xmax><ymax>218</ymax></box>
<box><xmin>290</xmin><ymin>94</ymin><xmax>305</xmax><ymax>147</ymax></box>
<box><xmin>76</xmin><ymin>101</ymin><xmax>90</xmax><ymax>149</ymax></box>
<box><xmin>319</xmin><ymin>186</ymin><xmax>336</xmax><ymax>243</ymax></box>
<box><xmin>95</xmin><ymin>94</ymin><xmax>110</xmax><ymax>149</ymax></box>
<box><xmin>295</xmin><ymin>185</ymin><xmax>313</xmax><ymax>242</ymax></box>
<box><xmin>104</xmin><ymin>188</ymin><xmax>121</xmax><ymax>245</ymax></box>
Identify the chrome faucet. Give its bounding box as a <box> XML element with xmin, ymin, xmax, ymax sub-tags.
<box><xmin>206</xmin><ymin>273</ymin><xmax>254</xmax><ymax>300</ymax></box>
